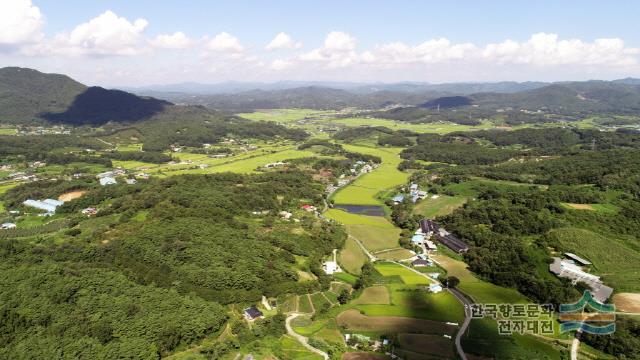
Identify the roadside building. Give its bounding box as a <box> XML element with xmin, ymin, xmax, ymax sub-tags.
<box><xmin>1</xmin><ymin>223</ymin><xmax>17</xmax><ymax>229</ymax></box>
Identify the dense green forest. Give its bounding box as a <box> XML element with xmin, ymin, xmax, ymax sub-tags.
<box><xmin>0</xmin><ymin>171</ymin><xmax>346</xmax><ymax>358</ymax></box>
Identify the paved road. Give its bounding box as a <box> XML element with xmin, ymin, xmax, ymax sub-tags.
<box><xmin>285</xmin><ymin>313</ymin><xmax>329</xmax><ymax>360</ymax></box>
<box><xmin>448</xmin><ymin>288</ymin><xmax>473</xmax><ymax>360</ymax></box>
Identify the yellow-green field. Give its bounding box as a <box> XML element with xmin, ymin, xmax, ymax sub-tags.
<box><xmin>413</xmin><ymin>195</ymin><xmax>468</xmax><ymax>219</ymax></box>
<box><xmin>346</xmin><ymin>224</ymin><xmax>400</xmax><ymax>252</ymax></box>
<box><xmin>324</xmin><ymin>209</ymin><xmax>394</xmax><ymax>228</ymax></box>
<box><xmin>237</xmin><ymin>109</ymin><xmax>337</xmax><ymax>123</ymax></box>
<box><xmin>374</xmin><ymin>263</ymin><xmax>430</xmax><ymax>285</ymax></box>
<box><xmin>329</xmin><ymin>117</ymin><xmax>495</xmax><ymax>134</ymax></box>
<box><xmin>332</xmin><ymin>144</ymin><xmax>409</xmax><ymax>205</ymax></box>
<box><xmin>338</xmin><ymin>237</ymin><xmax>368</xmax><ymax>274</ymax></box>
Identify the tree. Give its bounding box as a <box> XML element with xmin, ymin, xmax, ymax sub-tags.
<box><xmin>337</xmin><ymin>289</ymin><xmax>351</xmax><ymax>304</ymax></box>
<box><xmin>444</xmin><ymin>276</ymin><xmax>460</xmax><ymax>288</ymax></box>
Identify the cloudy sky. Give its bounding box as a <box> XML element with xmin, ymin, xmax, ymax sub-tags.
<box><xmin>2</xmin><ymin>0</ymin><xmax>640</xmax><ymax>86</ymax></box>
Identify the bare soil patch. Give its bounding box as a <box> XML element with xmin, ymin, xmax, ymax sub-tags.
<box><xmin>613</xmin><ymin>293</ymin><xmax>640</xmax><ymax>313</ymax></box>
<box><xmin>58</xmin><ymin>190</ymin><xmax>87</xmax><ymax>202</ymax></box>
<box><xmin>565</xmin><ymin>203</ymin><xmax>595</xmax><ymax>211</ymax></box>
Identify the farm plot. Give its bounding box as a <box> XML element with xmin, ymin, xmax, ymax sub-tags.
<box><xmin>397</xmin><ymin>333</ymin><xmax>455</xmax><ymax>359</ymax></box>
<box><xmin>347</xmin><ymin>224</ymin><xmax>400</xmax><ymax>252</ymax></box>
<box><xmin>336</xmin><ymin>309</ymin><xmax>455</xmax><ymax>335</ymax></box>
<box><xmin>352</xmin><ymin>286</ymin><xmax>390</xmax><ymax>305</ymax></box>
<box><xmin>374</xmin><ymin>263</ymin><xmax>430</xmax><ymax>285</ymax></box>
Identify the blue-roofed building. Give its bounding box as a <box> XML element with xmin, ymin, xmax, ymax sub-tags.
<box><xmin>429</xmin><ymin>284</ymin><xmax>443</xmax><ymax>293</ymax></box>
<box><xmin>411</xmin><ymin>234</ymin><xmax>425</xmax><ymax>244</ymax></box>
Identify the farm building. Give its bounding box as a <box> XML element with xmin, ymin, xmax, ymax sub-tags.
<box><xmin>411</xmin><ymin>234</ymin><xmax>425</xmax><ymax>244</ymax></box>
<box><xmin>243</xmin><ymin>306</ymin><xmax>264</xmax><ymax>321</ymax></box>
<box><xmin>125</xmin><ymin>178</ymin><xmax>137</xmax><ymax>185</ymax></box>
<box><xmin>99</xmin><ymin>177</ymin><xmax>117</xmax><ymax>186</ymax></box>
<box><xmin>435</xmin><ymin>233</ymin><xmax>469</xmax><ymax>253</ymax></box>
<box><xmin>322</xmin><ymin>261</ymin><xmax>342</xmax><ymax>275</ymax></box>
<box><xmin>564</xmin><ymin>252</ymin><xmax>592</xmax><ymax>266</ymax></box>
<box><xmin>1</xmin><ymin>223</ymin><xmax>16</xmax><ymax>229</ymax></box>
<box><xmin>23</xmin><ymin>199</ymin><xmax>64</xmax><ymax>213</ymax></box>
<box><xmin>412</xmin><ymin>259</ymin><xmax>432</xmax><ymax>267</ymax></box>
<box><xmin>549</xmin><ymin>257</ymin><xmax>613</xmax><ymax>303</ymax></box>
<box><xmin>392</xmin><ymin>194</ymin><xmax>405</xmax><ymax>203</ymax></box>
<box><xmin>429</xmin><ymin>284</ymin><xmax>443</xmax><ymax>293</ymax></box>
<box><xmin>425</xmin><ymin>240</ymin><xmax>437</xmax><ymax>251</ymax></box>
<box><xmin>419</xmin><ymin>219</ymin><xmax>439</xmax><ymax>235</ymax></box>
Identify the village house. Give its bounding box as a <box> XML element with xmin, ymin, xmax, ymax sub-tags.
<box><xmin>1</xmin><ymin>223</ymin><xmax>17</xmax><ymax>230</ymax></box>
<box><xmin>81</xmin><ymin>207</ymin><xmax>98</xmax><ymax>216</ymax></box>
<box><xmin>243</xmin><ymin>306</ymin><xmax>264</xmax><ymax>321</ymax></box>
<box><xmin>99</xmin><ymin>177</ymin><xmax>117</xmax><ymax>186</ymax></box>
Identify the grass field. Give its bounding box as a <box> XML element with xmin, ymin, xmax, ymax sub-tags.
<box><xmin>413</xmin><ymin>195</ymin><xmax>467</xmax><ymax>219</ymax></box>
<box><xmin>310</xmin><ymin>292</ymin><xmax>332</xmax><ymax>310</ymax></box>
<box><xmin>352</xmin><ymin>286</ymin><xmax>391</xmax><ymax>305</ymax></box>
<box><xmin>332</xmin><ymin>145</ymin><xmax>408</xmax><ymax>206</ymax></box>
<box><xmin>298</xmin><ymin>294</ymin><xmax>314</xmax><ymax>314</ymax></box>
<box><xmin>356</xmin><ymin>288</ymin><xmax>464</xmax><ymax>323</ymax></box>
<box><xmin>397</xmin><ymin>333</ymin><xmax>455</xmax><ymax>359</ymax></box>
<box><xmin>550</xmin><ymin>227</ymin><xmax>640</xmax><ymax>291</ymax></box>
<box><xmin>462</xmin><ymin>318</ymin><xmax>564</xmax><ymax>360</ymax></box>
<box><xmin>329</xmin><ymin>117</ymin><xmax>495</xmax><ymax>134</ymax></box>
<box><xmin>431</xmin><ymin>254</ymin><xmax>528</xmax><ymax>304</ymax></box>
<box><xmin>374</xmin><ymin>263</ymin><xmax>430</xmax><ymax>285</ymax></box>
<box><xmin>238</xmin><ymin>109</ymin><xmax>336</xmax><ymax>123</ymax></box>
<box><xmin>280</xmin><ymin>335</ymin><xmax>324</xmax><ymax>360</ymax></box>
<box><xmin>336</xmin><ymin>309</ymin><xmax>456</xmax><ymax>335</ymax></box>
<box><xmin>0</xmin><ymin>127</ymin><xmax>18</xmax><ymax>135</ymax></box>
<box><xmin>324</xmin><ymin>209</ymin><xmax>395</xmax><ymax>228</ymax></box>
<box><xmin>373</xmin><ymin>248</ymin><xmax>414</xmax><ymax>261</ymax></box>
<box><xmin>560</xmin><ymin>202</ymin><xmax>619</xmax><ymax>214</ymax></box>
<box><xmin>338</xmin><ymin>237</ymin><xmax>368</xmax><ymax>274</ymax></box>
<box><xmin>347</xmin><ymin>224</ymin><xmax>400</xmax><ymax>252</ymax></box>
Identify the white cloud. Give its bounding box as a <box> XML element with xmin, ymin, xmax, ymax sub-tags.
<box><xmin>36</xmin><ymin>10</ymin><xmax>149</xmax><ymax>56</ymax></box>
<box><xmin>299</xmin><ymin>31</ymin><xmax>360</xmax><ymax>68</ymax></box>
<box><xmin>269</xmin><ymin>59</ymin><xmax>293</xmax><ymax>70</ymax></box>
<box><xmin>205</xmin><ymin>32</ymin><xmax>244</xmax><ymax>53</ymax></box>
<box><xmin>483</xmin><ymin>33</ymin><xmax>639</xmax><ymax>66</ymax></box>
<box><xmin>265</xmin><ymin>32</ymin><xmax>302</xmax><ymax>50</ymax></box>
<box><xmin>150</xmin><ymin>31</ymin><xmax>194</xmax><ymax>49</ymax></box>
<box><xmin>0</xmin><ymin>0</ymin><xmax>44</xmax><ymax>48</ymax></box>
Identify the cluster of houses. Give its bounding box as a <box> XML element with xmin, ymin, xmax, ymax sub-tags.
<box><xmin>96</xmin><ymin>169</ymin><xmax>139</xmax><ymax>186</ymax></box>
<box><xmin>325</xmin><ymin>161</ymin><xmax>377</xmax><ymax>195</ymax></box>
<box><xmin>549</xmin><ymin>253</ymin><xmax>613</xmax><ymax>303</ymax></box>
<box><xmin>392</xmin><ymin>183</ymin><xmax>431</xmax><ymax>204</ymax></box>
<box><xmin>412</xmin><ymin>219</ymin><xmax>470</xmax><ymax>254</ymax></box>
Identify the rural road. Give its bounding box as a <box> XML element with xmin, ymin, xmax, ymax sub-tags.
<box><xmin>571</xmin><ymin>330</ymin><xmax>582</xmax><ymax>360</ymax></box>
<box><xmin>285</xmin><ymin>313</ymin><xmax>329</xmax><ymax>360</ymax></box>
<box><xmin>448</xmin><ymin>288</ymin><xmax>473</xmax><ymax>360</ymax></box>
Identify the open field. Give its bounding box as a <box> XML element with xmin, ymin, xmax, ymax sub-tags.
<box><xmin>57</xmin><ymin>190</ymin><xmax>87</xmax><ymax>202</ymax></box>
<box><xmin>342</xmin><ymin>353</ymin><xmax>390</xmax><ymax>360</ymax></box>
<box><xmin>373</xmin><ymin>248</ymin><xmax>414</xmax><ymax>261</ymax></box>
<box><xmin>560</xmin><ymin>202</ymin><xmax>619</xmax><ymax>214</ymax></box>
<box><xmin>347</xmin><ymin>224</ymin><xmax>400</xmax><ymax>252</ymax></box>
<box><xmin>338</xmin><ymin>237</ymin><xmax>368</xmax><ymax>274</ymax></box>
<box><xmin>413</xmin><ymin>195</ymin><xmax>467</xmax><ymax>219</ymax></box>
<box><xmin>332</xmin><ymin>145</ymin><xmax>408</xmax><ymax>206</ymax></box>
<box><xmin>352</xmin><ymin>286</ymin><xmax>390</xmax><ymax>305</ymax></box>
<box><xmin>613</xmin><ymin>293</ymin><xmax>640</xmax><ymax>313</ymax></box>
<box><xmin>431</xmin><ymin>254</ymin><xmax>528</xmax><ymax>304</ymax></box>
<box><xmin>397</xmin><ymin>333</ymin><xmax>455</xmax><ymax>359</ymax></box>
<box><xmin>280</xmin><ymin>335</ymin><xmax>324</xmax><ymax>360</ymax></box>
<box><xmin>336</xmin><ymin>309</ymin><xmax>456</xmax><ymax>335</ymax></box>
<box><xmin>298</xmin><ymin>294</ymin><xmax>314</xmax><ymax>314</ymax></box>
<box><xmin>238</xmin><ymin>109</ymin><xmax>336</xmax><ymax>123</ymax></box>
<box><xmin>329</xmin><ymin>117</ymin><xmax>495</xmax><ymax>134</ymax></box>
<box><xmin>324</xmin><ymin>209</ymin><xmax>394</xmax><ymax>228</ymax></box>
<box><xmin>374</xmin><ymin>263</ymin><xmax>430</xmax><ymax>285</ymax></box>
<box><xmin>550</xmin><ymin>227</ymin><xmax>640</xmax><ymax>292</ymax></box>
<box><xmin>0</xmin><ymin>127</ymin><xmax>18</xmax><ymax>135</ymax></box>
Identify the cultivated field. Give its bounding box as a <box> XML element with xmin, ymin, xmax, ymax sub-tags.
<box><xmin>338</xmin><ymin>236</ymin><xmax>368</xmax><ymax>274</ymax></box>
<box><xmin>374</xmin><ymin>263</ymin><xmax>430</xmax><ymax>285</ymax></box>
<box><xmin>352</xmin><ymin>286</ymin><xmax>390</xmax><ymax>305</ymax></box>
<box><xmin>397</xmin><ymin>333</ymin><xmax>455</xmax><ymax>358</ymax></box>
<box><xmin>336</xmin><ymin>309</ymin><xmax>456</xmax><ymax>335</ymax></box>
<box><xmin>413</xmin><ymin>195</ymin><xmax>467</xmax><ymax>219</ymax></box>
<box><xmin>347</xmin><ymin>224</ymin><xmax>400</xmax><ymax>252</ymax></box>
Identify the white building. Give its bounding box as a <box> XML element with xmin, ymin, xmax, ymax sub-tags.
<box><xmin>322</xmin><ymin>261</ymin><xmax>342</xmax><ymax>275</ymax></box>
<box><xmin>1</xmin><ymin>223</ymin><xmax>16</xmax><ymax>229</ymax></box>
<box><xmin>99</xmin><ymin>177</ymin><xmax>117</xmax><ymax>186</ymax></box>
<box><xmin>23</xmin><ymin>199</ymin><xmax>64</xmax><ymax>213</ymax></box>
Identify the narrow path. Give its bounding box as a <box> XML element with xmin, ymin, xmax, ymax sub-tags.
<box><xmin>571</xmin><ymin>330</ymin><xmax>582</xmax><ymax>360</ymax></box>
<box><xmin>392</xmin><ymin>261</ymin><xmax>438</xmax><ymax>284</ymax></box>
<box><xmin>348</xmin><ymin>234</ymin><xmax>376</xmax><ymax>261</ymax></box>
<box><xmin>285</xmin><ymin>314</ymin><xmax>329</xmax><ymax>360</ymax></box>
<box><xmin>320</xmin><ymin>291</ymin><xmax>334</xmax><ymax>306</ymax></box>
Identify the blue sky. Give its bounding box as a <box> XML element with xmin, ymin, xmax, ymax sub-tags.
<box><xmin>2</xmin><ymin>0</ymin><xmax>639</xmax><ymax>86</ymax></box>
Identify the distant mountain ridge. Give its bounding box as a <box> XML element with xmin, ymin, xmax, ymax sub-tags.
<box><xmin>0</xmin><ymin>67</ymin><xmax>171</xmax><ymax>125</ymax></box>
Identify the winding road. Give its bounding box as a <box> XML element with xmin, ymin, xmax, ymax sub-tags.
<box><xmin>285</xmin><ymin>313</ymin><xmax>329</xmax><ymax>360</ymax></box>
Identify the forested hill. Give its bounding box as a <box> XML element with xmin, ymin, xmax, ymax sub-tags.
<box><xmin>0</xmin><ymin>67</ymin><xmax>171</xmax><ymax>125</ymax></box>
